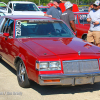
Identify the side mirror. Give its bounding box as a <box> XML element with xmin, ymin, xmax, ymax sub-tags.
<box><xmin>3</xmin><ymin>33</ymin><xmax>9</xmax><ymax>37</ymax></box>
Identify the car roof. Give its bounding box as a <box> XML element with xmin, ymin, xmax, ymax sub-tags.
<box><xmin>2</xmin><ymin>15</ymin><xmax>57</xmax><ymax>20</ymax></box>
<box><xmin>8</xmin><ymin>1</ymin><xmax>35</xmax><ymax>4</ymax></box>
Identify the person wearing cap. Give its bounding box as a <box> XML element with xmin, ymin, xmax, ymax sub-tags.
<box><xmin>88</xmin><ymin>3</ymin><xmax>94</xmax><ymax>12</ymax></box>
<box><xmin>44</xmin><ymin>0</ymin><xmax>62</xmax><ymax>19</ymax></box>
<box><xmin>60</xmin><ymin>1</ymin><xmax>76</xmax><ymax>33</ymax></box>
<box><xmin>97</xmin><ymin>1</ymin><xmax>100</xmax><ymax>9</ymax></box>
<box><xmin>87</xmin><ymin>1</ymin><xmax>100</xmax><ymax>47</ymax></box>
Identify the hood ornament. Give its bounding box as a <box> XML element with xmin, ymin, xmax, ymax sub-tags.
<box><xmin>78</xmin><ymin>51</ymin><xmax>81</xmax><ymax>56</ymax></box>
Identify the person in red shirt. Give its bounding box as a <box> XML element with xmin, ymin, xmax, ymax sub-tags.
<box><xmin>72</xmin><ymin>3</ymin><xmax>79</xmax><ymax>12</ymax></box>
<box><xmin>59</xmin><ymin>2</ymin><xmax>79</xmax><ymax>12</ymax></box>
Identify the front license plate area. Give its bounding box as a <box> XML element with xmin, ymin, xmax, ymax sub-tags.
<box><xmin>75</xmin><ymin>77</ymin><xmax>93</xmax><ymax>85</ymax></box>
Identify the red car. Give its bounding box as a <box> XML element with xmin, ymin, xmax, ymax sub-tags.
<box><xmin>38</xmin><ymin>6</ymin><xmax>49</xmax><ymax>13</ymax></box>
<box><xmin>0</xmin><ymin>15</ymin><xmax>100</xmax><ymax>88</ymax></box>
<box><xmin>74</xmin><ymin>12</ymin><xmax>89</xmax><ymax>40</ymax></box>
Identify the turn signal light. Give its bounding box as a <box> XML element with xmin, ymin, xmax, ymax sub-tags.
<box><xmin>44</xmin><ymin>79</ymin><xmax>60</xmax><ymax>83</ymax></box>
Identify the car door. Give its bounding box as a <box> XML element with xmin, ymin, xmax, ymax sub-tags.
<box><xmin>77</xmin><ymin>14</ymin><xmax>89</xmax><ymax>39</ymax></box>
<box><xmin>0</xmin><ymin>18</ymin><xmax>14</xmax><ymax>64</ymax></box>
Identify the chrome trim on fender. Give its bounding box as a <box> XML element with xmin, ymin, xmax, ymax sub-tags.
<box><xmin>39</xmin><ymin>71</ymin><xmax>100</xmax><ymax>86</ymax></box>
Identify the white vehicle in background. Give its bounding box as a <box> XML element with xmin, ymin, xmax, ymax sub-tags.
<box><xmin>0</xmin><ymin>11</ymin><xmax>5</xmax><ymax>16</ymax></box>
<box><xmin>0</xmin><ymin>1</ymin><xmax>44</xmax><ymax>16</ymax></box>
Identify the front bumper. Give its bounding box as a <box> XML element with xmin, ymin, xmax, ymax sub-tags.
<box><xmin>39</xmin><ymin>71</ymin><xmax>100</xmax><ymax>86</ymax></box>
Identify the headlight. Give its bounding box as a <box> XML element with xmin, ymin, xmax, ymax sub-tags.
<box><xmin>36</xmin><ymin>61</ymin><xmax>61</xmax><ymax>71</ymax></box>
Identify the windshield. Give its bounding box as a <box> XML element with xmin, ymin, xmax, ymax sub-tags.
<box><xmin>79</xmin><ymin>14</ymin><xmax>88</xmax><ymax>24</ymax></box>
<box><xmin>15</xmin><ymin>20</ymin><xmax>75</xmax><ymax>38</ymax></box>
<box><xmin>13</xmin><ymin>3</ymin><xmax>40</xmax><ymax>11</ymax></box>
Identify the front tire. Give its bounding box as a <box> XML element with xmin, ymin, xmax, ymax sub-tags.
<box><xmin>17</xmin><ymin>60</ymin><xmax>30</xmax><ymax>88</ymax></box>
<box><xmin>83</xmin><ymin>35</ymin><xmax>87</xmax><ymax>41</ymax></box>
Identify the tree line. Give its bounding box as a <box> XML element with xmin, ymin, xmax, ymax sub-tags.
<box><xmin>0</xmin><ymin>0</ymin><xmax>97</xmax><ymax>5</ymax></box>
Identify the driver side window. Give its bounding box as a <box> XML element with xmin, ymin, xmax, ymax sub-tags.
<box><xmin>7</xmin><ymin>20</ymin><xmax>14</xmax><ymax>36</ymax></box>
<box><xmin>1</xmin><ymin>18</ymin><xmax>14</xmax><ymax>37</ymax></box>
<box><xmin>74</xmin><ymin>14</ymin><xmax>78</xmax><ymax>24</ymax></box>
<box><xmin>1</xmin><ymin>18</ymin><xmax>9</xmax><ymax>33</ymax></box>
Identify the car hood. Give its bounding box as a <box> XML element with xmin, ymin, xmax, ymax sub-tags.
<box><xmin>19</xmin><ymin>37</ymin><xmax>100</xmax><ymax>56</ymax></box>
<box><xmin>12</xmin><ymin>11</ymin><xmax>44</xmax><ymax>16</ymax></box>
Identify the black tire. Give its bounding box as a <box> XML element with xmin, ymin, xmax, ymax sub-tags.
<box><xmin>83</xmin><ymin>35</ymin><xmax>87</xmax><ymax>41</ymax></box>
<box><xmin>17</xmin><ymin>60</ymin><xmax>30</xmax><ymax>88</ymax></box>
<box><xmin>0</xmin><ymin>56</ymin><xmax>2</xmax><ymax>61</ymax></box>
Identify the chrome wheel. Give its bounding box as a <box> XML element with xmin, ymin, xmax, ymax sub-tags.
<box><xmin>17</xmin><ymin>60</ymin><xmax>30</xmax><ymax>88</ymax></box>
<box><xmin>18</xmin><ymin>62</ymin><xmax>25</xmax><ymax>82</ymax></box>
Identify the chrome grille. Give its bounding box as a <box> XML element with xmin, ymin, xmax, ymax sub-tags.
<box><xmin>63</xmin><ymin>59</ymin><xmax>99</xmax><ymax>74</ymax></box>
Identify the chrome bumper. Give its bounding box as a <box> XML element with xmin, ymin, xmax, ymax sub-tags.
<box><xmin>39</xmin><ymin>71</ymin><xmax>100</xmax><ymax>86</ymax></box>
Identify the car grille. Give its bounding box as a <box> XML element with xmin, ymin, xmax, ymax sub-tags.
<box><xmin>63</xmin><ymin>59</ymin><xmax>99</xmax><ymax>74</ymax></box>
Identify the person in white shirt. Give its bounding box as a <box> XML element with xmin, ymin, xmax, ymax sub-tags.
<box><xmin>87</xmin><ymin>1</ymin><xmax>100</xmax><ymax>47</ymax></box>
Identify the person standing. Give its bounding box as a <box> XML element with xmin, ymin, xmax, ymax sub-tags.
<box><xmin>44</xmin><ymin>0</ymin><xmax>62</xmax><ymax>19</ymax></box>
<box><xmin>60</xmin><ymin>1</ymin><xmax>76</xmax><ymax>33</ymax></box>
<box><xmin>87</xmin><ymin>1</ymin><xmax>100</xmax><ymax>47</ymax></box>
<box><xmin>88</xmin><ymin>3</ymin><xmax>94</xmax><ymax>12</ymax></box>
<box><xmin>97</xmin><ymin>1</ymin><xmax>100</xmax><ymax>9</ymax></box>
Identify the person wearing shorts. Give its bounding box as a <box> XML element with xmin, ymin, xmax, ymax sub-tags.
<box><xmin>87</xmin><ymin>1</ymin><xmax>100</xmax><ymax>47</ymax></box>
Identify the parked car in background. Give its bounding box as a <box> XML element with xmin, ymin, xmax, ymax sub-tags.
<box><xmin>0</xmin><ymin>1</ymin><xmax>44</xmax><ymax>16</ymax></box>
<box><xmin>38</xmin><ymin>6</ymin><xmax>49</xmax><ymax>13</ymax></box>
<box><xmin>0</xmin><ymin>2</ymin><xmax>6</xmax><ymax>10</ymax></box>
<box><xmin>0</xmin><ymin>11</ymin><xmax>5</xmax><ymax>16</ymax></box>
<box><xmin>0</xmin><ymin>15</ymin><xmax>100</xmax><ymax>88</ymax></box>
<box><xmin>74</xmin><ymin>12</ymin><xmax>89</xmax><ymax>40</ymax></box>
<box><xmin>79</xmin><ymin>6</ymin><xmax>89</xmax><ymax>12</ymax></box>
